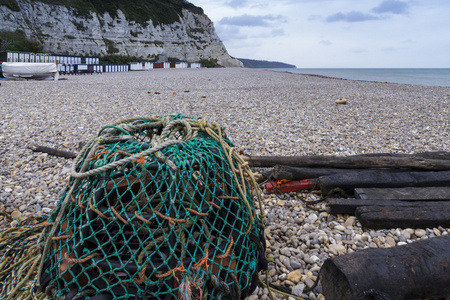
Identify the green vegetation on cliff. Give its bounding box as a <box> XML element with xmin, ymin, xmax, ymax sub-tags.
<box><xmin>0</xmin><ymin>30</ymin><xmax>43</xmax><ymax>52</ymax></box>
<box><xmin>0</xmin><ymin>0</ymin><xmax>20</xmax><ymax>11</ymax></box>
<box><xmin>31</xmin><ymin>0</ymin><xmax>203</xmax><ymax>25</ymax></box>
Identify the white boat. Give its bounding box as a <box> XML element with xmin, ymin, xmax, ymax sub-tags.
<box><xmin>2</xmin><ymin>62</ymin><xmax>59</xmax><ymax>80</ymax></box>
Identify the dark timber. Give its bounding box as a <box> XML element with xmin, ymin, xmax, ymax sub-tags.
<box><xmin>320</xmin><ymin>235</ymin><xmax>450</xmax><ymax>300</ymax></box>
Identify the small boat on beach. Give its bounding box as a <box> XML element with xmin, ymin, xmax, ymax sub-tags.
<box><xmin>2</xmin><ymin>62</ymin><xmax>59</xmax><ymax>80</ymax></box>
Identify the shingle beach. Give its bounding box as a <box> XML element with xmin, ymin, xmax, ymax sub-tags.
<box><xmin>1</xmin><ymin>68</ymin><xmax>449</xmax><ymax>299</ymax></box>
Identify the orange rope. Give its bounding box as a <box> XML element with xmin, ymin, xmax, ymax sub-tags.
<box><xmin>246</xmin><ymin>222</ymin><xmax>252</xmax><ymax>235</ymax></box>
<box><xmin>134</xmin><ymin>211</ymin><xmax>152</xmax><ymax>225</ymax></box>
<box><xmin>155</xmin><ymin>262</ymin><xmax>186</xmax><ymax>281</ymax></box>
<box><xmin>78</xmin><ymin>194</ymin><xmax>86</xmax><ymax>210</ymax></box>
<box><xmin>89</xmin><ymin>150</ymin><xmax>109</xmax><ymax>161</ymax></box>
<box><xmin>208</xmin><ymin>201</ymin><xmax>222</xmax><ymax>210</ymax></box>
<box><xmin>192</xmin><ymin>248</ymin><xmax>209</xmax><ymax>271</ymax></box>
<box><xmin>218</xmin><ymin>195</ymin><xmax>239</xmax><ymax>200</ymax></box>
<box><xmin>65</xmin><ymin>252</ymin><xmax>99</xmax><ymax>264</ymax></box>
<box><xmin>43</xmin><ymin>222</ymin><xmax>54</xmax><ymax>227</ymax></box>
<box><xmin>107</xmin><ymin>150</ymin><xmax>133</xmax><ymax>160</ymax></box>
<box><xmin>51</xmin><ymin>235</ymin><xmax>72</xmax><ymax>241</ymax></box>
<box><xmin>186</xmin><ymin>207</ymin><xmax>209</xmax><ymax>217</ymax></box>
<box><xmin>134</xmin><ymin>262</ymin><xmax>149</xmax><ymax>285</ymax></box>
<box><xmin>89</xmin><ymin>198</ymin><xmax>108</xmax><ymax>219</ymax></box>
<box><xmin>216</xmin><ymin>236</ymin><xmax>234</xmax><ymax>259</ymax></box>
<box><xmin>154</xmin><ymin>210</ymin><xmax>186</xmax><ymax>226</ymax></box>
<box><xmin>110</xmin><ymin>206</ymin><xmax>129</xmax><ymax>225</ymax></box>
<box><xmin>132</xmin><ymin>156</ymin><xmax>146</xmax><ymax>165</ymax></box>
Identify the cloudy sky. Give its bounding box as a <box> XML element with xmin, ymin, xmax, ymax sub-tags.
<box><xmin>190</xmin><ymin>0</ymin><xmax>450</xmax><ymax>68</ymax></box>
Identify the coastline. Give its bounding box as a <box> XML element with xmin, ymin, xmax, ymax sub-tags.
<box><xmin>1</xmin><ymin>68</ymin><xmax>449</xmax><ymax>299</ymax></box>
<box><xmin>264</xmin><ymin>67</ymin><xmax>450</xmax><ymax>87</ymax></box>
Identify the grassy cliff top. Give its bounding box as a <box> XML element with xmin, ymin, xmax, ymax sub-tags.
<box><xmin>1</xmin><ymin>0</ymin><xmax>204</xmax><ymax>25</ymax></box>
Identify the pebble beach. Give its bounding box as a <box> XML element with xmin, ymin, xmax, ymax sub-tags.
<box><xmin>1</xmin><ymin>68</ymin><xmax>449</xmax><ymax>299</ymax></box>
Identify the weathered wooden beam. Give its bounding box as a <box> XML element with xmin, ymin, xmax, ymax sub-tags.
<box><xmin>243</xmin><ymin>154</ymin><xmax>450</xmax><ymax>170</ymax></box>
<box><xmin>355</xmin><ymin>187</ymin><xmax>450</xmax><ymax>200</ymax></box>
<box><xmin>318</xmin><ymin>171</ymin><xmax>450</xmax><ymax>196</ymax></box>
<box><xmin>327</xmin><ymin>198</ymin><xmax>448</xmax><ymax>215</ymax></box>
<box><xmin>273</xmin><ymin>165</ymin><xmax>410</xmax><ymax>180</ymax></box>
<box><xmin>320</xmin><ymin>235</ymin><xmax>450</xmax><ymax>300</ymax></box>
<box><xmin>355</xmin><ymin>203</ymin><xmax>450</xmax><ymax>229</ymax></box>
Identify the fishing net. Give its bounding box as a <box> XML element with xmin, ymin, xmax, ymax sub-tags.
<box><xmin>38</xmin><ymin>115</ymin><xmax>267</xmax><ymax>300</ymax></box>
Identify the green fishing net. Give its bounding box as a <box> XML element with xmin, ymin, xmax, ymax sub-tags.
<box><xmin>38</xmin><ymin>115</ymin><xmax>267</xmax><ymax>300</ymax></box>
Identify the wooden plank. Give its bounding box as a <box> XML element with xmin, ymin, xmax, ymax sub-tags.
<box><xmin>318</xmin><ymin>171</ymin><xmax>450</xmax><ymax>196</ymax></box>
<box><xmin>272</xmin><ymin>165</ymin><xmax>406</xmax><ymax>180</ymax></box>
<box><xmin>354</xmin><ymin>187</ymin><xmax>450</xmax><ymax>200</ymax></box>
<box><xmin>320</xmin><ymin>235</ymin><xmax>450</xmax><ymax>300</ymax></box>
<box><xmin>244</xmin><ymin>154</ymin><xmax>450</xmax><ymax>170</ymax></box>
<box><xmin>355</xmin><ymin>204</ymin><xmax>450</xmax><ymax>229</ymax></box>
<box><xmin>327</xmin><ymin>198</ymin><xmax>447</xmax><ymax>215</ymax></box>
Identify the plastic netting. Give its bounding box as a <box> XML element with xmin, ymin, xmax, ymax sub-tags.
<box><xmin>38</xmin><ymin>115</ymin><xmax>267</xmax><ymax>300</ymax></box>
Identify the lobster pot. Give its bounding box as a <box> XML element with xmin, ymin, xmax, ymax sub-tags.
<box><xmin>40</xmin><ymin>115</ymin><xmax>266</xmax><ymax>300</ymax></box>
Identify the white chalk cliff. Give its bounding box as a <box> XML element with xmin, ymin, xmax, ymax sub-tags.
<box><xmin>0</xmin><ymin>0</ymin><xmax>243</xmax><ymax>67</ymax></box>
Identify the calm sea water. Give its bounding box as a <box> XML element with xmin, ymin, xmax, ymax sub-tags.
<box><xmin>264</xmin><ymin>68</ymin><xmax>450</xmax><ymax>87</ymax></box>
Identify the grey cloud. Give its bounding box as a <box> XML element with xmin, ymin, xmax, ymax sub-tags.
<box><xmin>308</xmin><ymin>15</ymin><xmax>322</xmax><ymax>21</ymax></box>
<box><xmin>271</xmin><ymin>28</ymin><xmax>285</xmax><ymax>36</ymax></box>
<box><xmin>326</xmin><ymin>11</ymin><xmax>379</xmax><ymax>22</ymax></box>
<box><xmin>319</xmin><ymin>40</ymin><xmax>332</xmax><ymax>46</ymax></box>
<box><xmin>372</xmin><ymin>0</ymin><xmax>410</xmax><ymax>14</ymax></box>
<box><xmin>219</xmin><ymin>14</ymin><xmax>286</xmax><ymax>27</ymax></box>
<box><xmin>352</xmin><ymin>49</ymin><xmax>369</xmax><ymax>53</ymax></box>
<box><xmin>225</xmin><ymin>0</ymin><xmax>248</xmax><ymax>8</ymax></box>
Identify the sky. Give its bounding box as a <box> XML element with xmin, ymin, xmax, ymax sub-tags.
<box><xmin>190</xmin><ymin>0</ymin><xmax>450</xmax><ymax>68</ymax></box>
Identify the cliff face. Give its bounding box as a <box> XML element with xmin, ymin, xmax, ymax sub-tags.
<box><xmin>0</xmin><ymin>0</ymin><xmax>243</xmax><ymax>67</ymax></box>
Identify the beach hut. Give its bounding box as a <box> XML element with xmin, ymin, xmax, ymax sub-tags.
<box><xmin>175</xmin><ymin>62</ymin><xmax>188</xmax><ymax>68</ymax></box>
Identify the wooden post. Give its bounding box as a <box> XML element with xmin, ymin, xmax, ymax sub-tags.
<box><xmin>356</xmin><ymin>204</ymin><xmax>450</xmax><ymax>229</ymax></box>
<box><xmin>243</xmin><ymin>154</ymin><xmax>450</xmax><ymax>170</ymax></box>
<box><xmin>318</xmin><ymin>171</ymin><xmax>450</xmax><ymax>196</ymax></box>
<box><xmin>320</xmin><ymin>235</ymin><xmax>450</xmax><ymax>300</ymax></box>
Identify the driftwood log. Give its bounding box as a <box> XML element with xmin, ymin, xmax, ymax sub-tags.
<box><xmin>273</xmin><ymin>165</ymin><xmax>413</xmax><ymax>180</ymax></box>
<box><xmin>356</xmin><ymin>204</ymin><xmax>450</xmax><ymax>229</ymax></box>
<box><xmin>273</xmin><ymin>165</ymin><xmax>366</xmax><ymax>180</ymax></box>
<box><xmin>354</xmin><ymin>187</ymin><xmax>450</xmax><ymax>200</ymax></box>
<box><xmin>27</xmin><ymin>144</ymin><xmax>77</xmax><ymax>159</ymax></box>
<box><xmin>320</xmin><ymin>235</ymin><xmax>450</xmax><ymax>300</ymax></box>
<box><xmin>244</xmin><ymin>153</ymin><xmax>450</xmax><ymax>171</ymax></box>
<box><xmin>318</xmin><ymin>171</ymin><xmax>450</xmax><ymax>196</ymax></box>
<box><xmin>327</xmin><ymin>198</ymin><xmax>447</xmax><ymax>215</ymax></box>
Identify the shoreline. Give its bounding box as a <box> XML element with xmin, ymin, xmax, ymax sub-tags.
<box><xmin>0</xmin><ymin>68</ymin><xmax>449</xmax><ymax>299</ymax></box>
<box><xmin>261</xmin><ymin>67</ymin><xmax>450</xmax><ymax>88</ymax></box>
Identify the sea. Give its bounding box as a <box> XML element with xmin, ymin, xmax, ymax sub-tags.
<box><xmin>263</xmin><ymin>68</ymin><xmax>450</xmax><ymax>87</ymax></box>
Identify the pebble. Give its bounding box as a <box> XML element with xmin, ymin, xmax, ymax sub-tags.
<box><xmin>1</xmin><ymin>69</ymin><xmax>449</xmax><ymax>299</ymax></box>
<box><xmin>415</xmin><ymin>229</ymin><xmax>427</xmax><ymax>238</ymax></box>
